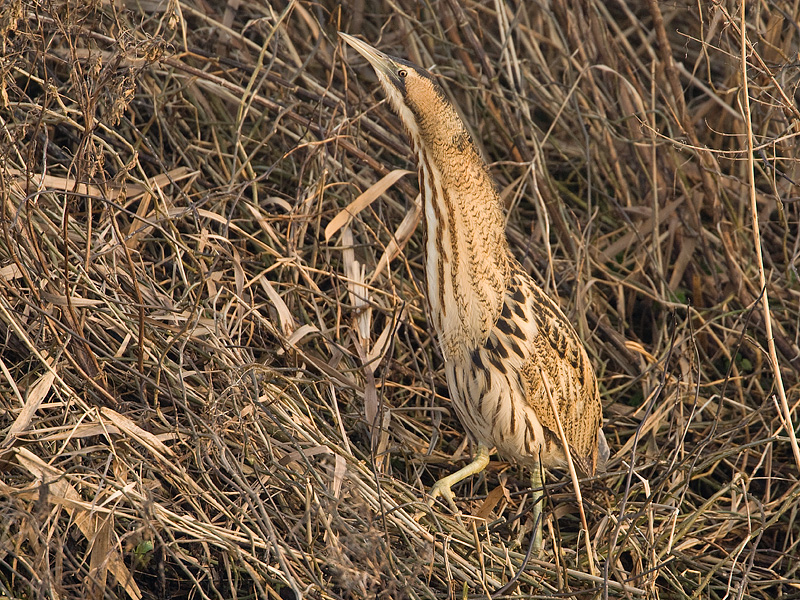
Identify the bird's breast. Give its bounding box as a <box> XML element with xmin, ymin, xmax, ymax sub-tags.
<box><xmin>417</xmin><ymin>151</ymin><xmax>509</xmax><ymax>360</ymax></box>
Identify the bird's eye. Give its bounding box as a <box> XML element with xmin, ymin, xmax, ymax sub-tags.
<box><xmin>397</xmin><ymin>69</ymin><xmax>408</xmax><ymax>78</ymax></box>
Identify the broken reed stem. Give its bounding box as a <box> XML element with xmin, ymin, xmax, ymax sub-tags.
<box><xmin>739</xmin><ymin>0</ymin><xmax>800</xmax><ymax>473</ymax></box>
<box><xmin>542</xmin><ymin>374</ymin><xmax>597</xmax><ymax>577</ymax></box>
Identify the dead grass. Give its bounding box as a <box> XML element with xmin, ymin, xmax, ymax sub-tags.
<box><xmin>1</xmin><ymin>1</ymin><xmax>799</xmax><ymax>598</ymax></box>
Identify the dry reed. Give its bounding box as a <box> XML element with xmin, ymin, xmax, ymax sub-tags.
<box><xmin>1</xmin><ymin>1</ymin><xmax>799</xmax><ymax>598</ymax></box>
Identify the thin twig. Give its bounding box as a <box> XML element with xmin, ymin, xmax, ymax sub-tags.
<box><xmin>541</xmin><ymin>374</ymin><xmax>597</xmax><ymax>577</ymax></box>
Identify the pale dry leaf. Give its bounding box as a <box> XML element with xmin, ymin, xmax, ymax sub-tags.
<box><xmin>370</xmin><ymin>193</ymin><xmax>422</xmax><ymax>283</ymax></box>
<box><xmin>324</xmin><ymin>169</ymin><xmax>411</xmax><ymax>242</ymax></box>
<box><xmin>100</xmin><ymin>407</ymin><xmax>177</xmax><ymax>459</ymax></box>
<box><xmin>14</xmin><ymin>448</ymin><xmax>142</xmax><ymax>600</ymax></box>
<box><xmin>4</xmin><ymin>370</ymin><xmax>56</xmax><ymax>442</ymax></box>
<box><xmin>259</xmin><ymin>275</ymin><xmax>296</xmax><ymax>336</ymax></box>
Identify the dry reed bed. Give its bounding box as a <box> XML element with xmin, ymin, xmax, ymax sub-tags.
<box><xmin>1</xmin><ymin>1</ymin><xmax>798</xmax><ymax>598</ymax></box>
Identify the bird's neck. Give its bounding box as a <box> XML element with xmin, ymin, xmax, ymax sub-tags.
<box><xmin>414</xmin><ymin>127</ymin><xmax>511</xmax><ymax>361</ymax></box>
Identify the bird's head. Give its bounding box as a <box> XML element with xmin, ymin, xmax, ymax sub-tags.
<box><xmin>339</xmin><ymin>33</ymin><xmax>459</xmax><ymax>147</ymax></box>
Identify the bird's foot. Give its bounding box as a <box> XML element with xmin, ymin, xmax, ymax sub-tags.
<box><xmin>412</xmin><ymin>477</ymin><xmax>461</xmax><ymax>523</ymax></box>
<box><xmin>428</xmin><ymin>477</ymin><xmax>460</xmax><ymax>513</ymax></box>
<box><xmin>413</xmin><ymin>444</ymin><xmax>490</xmax><ymax>523</ymax></box>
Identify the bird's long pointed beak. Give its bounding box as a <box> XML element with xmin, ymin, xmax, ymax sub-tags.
<box><xmin>338</xmin><ymin>32</ymin><xmax>397</xmax><ymax>81</ymax></box>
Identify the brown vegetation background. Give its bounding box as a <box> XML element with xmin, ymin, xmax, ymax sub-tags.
<box><xmin>1</xmin><ymin>1</ymin><xmax>799</xmax><ymax>598</ymax></box>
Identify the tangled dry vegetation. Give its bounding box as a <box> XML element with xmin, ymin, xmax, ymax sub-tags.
<box><xmin>1</xmin><ymin>1</ymin><xmax>799</xmax><ymax>598</ymax></box>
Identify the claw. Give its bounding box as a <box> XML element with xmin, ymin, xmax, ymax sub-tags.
<box><xmin>422</xmin><ymin>443</ymin><xmax>490</xmax><ymax>518</ymax></box>
<box><xmin>428</xmin><ymin>478</ymin><xmax>459</xmax><ymax>512</ymax></box>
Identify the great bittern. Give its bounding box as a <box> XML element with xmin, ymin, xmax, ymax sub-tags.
<box><xmin>340</xmin><ymin>33</ymin><xmax>608</xmax><ymax>553</ymax></box>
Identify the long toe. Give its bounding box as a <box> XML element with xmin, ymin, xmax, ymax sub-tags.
<box><xmin>428</xmin><ymin>479</ymin><xmax>459</xmax><ymax>513</ymax></box>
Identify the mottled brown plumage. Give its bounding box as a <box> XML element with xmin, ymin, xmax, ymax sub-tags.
<box><xmin>340</xmin><ymin>33</ymin><xmax>607</xmax><ymax>552</ymax></box>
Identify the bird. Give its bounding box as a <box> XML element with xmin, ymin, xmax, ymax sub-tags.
<box><xmin>339</xmin><ymin>32</ymin><xmax>608</xmax><ymax>553</ymax></box>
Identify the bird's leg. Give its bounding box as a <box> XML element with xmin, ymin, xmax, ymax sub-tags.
<box><xmin>530</xmin><ymin>462</ymin><xmax>545</xmax><ymax>554</ymax></box>
<box><xmin>428</xmin><ymin>442</ymin><xmax>490</xmax><ymax>512</ymax></box>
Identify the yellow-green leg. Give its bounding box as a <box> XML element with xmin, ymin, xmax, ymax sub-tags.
<box><xmin>428</xmin><ymin>443</ymin><xmax>490</xmax><ymax>512</ymax></box>
<box><xmin>530</xmin><ymin>463</ymin><xmax>544</xmax><ymax>554</ymax></box>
